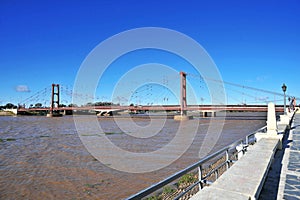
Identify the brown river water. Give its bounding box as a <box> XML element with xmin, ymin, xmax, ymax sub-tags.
<box><xmin>0</xmin><ymin>113</ymin><xmax>267</xmax><ymax>200</ymax></box>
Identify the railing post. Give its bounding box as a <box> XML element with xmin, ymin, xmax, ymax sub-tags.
<box><xmin>225</xmin><ymin>150</ymin><xmax>229</xmax><ymax>170</ymax></box>
<box><xmin>198</xmin><ymin>165</ymin><xmax>203</xmax><ymax>190</ymax></box>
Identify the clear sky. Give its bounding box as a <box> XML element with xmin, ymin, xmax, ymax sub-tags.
<box><xmin>1</xmin><ymin>0</ymin><xmax>299</xmax><ymax>106</ymax></box>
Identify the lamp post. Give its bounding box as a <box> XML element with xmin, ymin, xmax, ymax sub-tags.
<box><xmin>282</xmin><ymin>83</ymin><xmax>287</xmax><ymax>114</ymax></box>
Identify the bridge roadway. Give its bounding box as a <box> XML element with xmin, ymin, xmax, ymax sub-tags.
<box><xmin>17</xmin><ymin>105</ymin><xmax>285</xmax><ymax>113</ymax></box>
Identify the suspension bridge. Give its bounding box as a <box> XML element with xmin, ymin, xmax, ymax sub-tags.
<box><xmin>15</xmin><ymin>71</ymin><xmax>292</xmax><ymax>117</ymax></box>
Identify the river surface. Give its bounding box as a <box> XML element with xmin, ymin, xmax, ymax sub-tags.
<box><xmin>0</xmin><ymin>113</ymin><xmax>267</xmax><ymax>200</ymax></box>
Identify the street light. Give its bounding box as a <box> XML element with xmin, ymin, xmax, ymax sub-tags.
<box><xmin>282</xmin><ymin>83</ymin><xmax>287</xmax><ymax>114</ymax></box>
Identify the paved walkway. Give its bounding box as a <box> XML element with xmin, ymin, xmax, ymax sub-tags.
<box><xmin>259</xmin><ymin>112</ymin><xmax>300</xmax><ymax>200</ymax></box>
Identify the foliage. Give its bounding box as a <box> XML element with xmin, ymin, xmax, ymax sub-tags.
<box><xmin>2</xmin><ymin>103</ymin><xmax>17</xmax><ymax>109</ymax></box>
<box><xmin>68</xmin><ymin>103</ymin><xmax>78</xmax><ymax>107</ymax></box>
<box><xmin>178</xmin><ymin>173</ymin><xmax>197</xmax><ymax>187</ymax></box>
<box><xmin>6</xmin><ymin>138</ymin><xmax>16</xmax><ymax>141</ymax></box>
<box><xmin>83</xmin><ymin>102</ymin><xmax>118</xmax><ymax>106</ymax></box>
<box><xmin>146</xmin><ymin>196</ymin><xmax>159</xmax><ymax>200</ymax></box>
<box><xmin>35</xmin><ymin>103</ymin><xmax>42</xmax><ymax>108</ymax></box>
<box><xmin>162</xmin><ymin>186</ymin><xmax>175</xmax><ymax>195</ymax></box>
<box><xmin>104</xmin><ymin>132</ymin><xmax>124</xmax><ymax>135</ymax></box>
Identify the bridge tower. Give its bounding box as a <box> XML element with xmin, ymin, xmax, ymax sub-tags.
<box><xmin>180</xmin><ymin>71</ymin><xmax>187</xmax><ymax>115</ymax></box>
<box><xmin>174</xmin><ymin>71</ymin><xmax>191</xmax><ymax>120</ymax></box>
<box><xmin>47</xmin><ymin>84</ymin><xmax>62</xmax><ymax>117</ymax></box>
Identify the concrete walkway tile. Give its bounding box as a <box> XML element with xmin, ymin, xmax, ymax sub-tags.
<box><xmin>283</xmin><ymin>174</ymin><xmax>300</xmax><ymax>200</ymax></box>
<box><xmin>292</xmin><ymin>134</ymin><xmax>300</xmax><ymax>141</ymax></box>
<box><xmin>247</xmin><ymin>145</ymin><xmax>278</xmax><ymax>153</ymax></box>
<box><xmin>291</xmin><ymin>143</ymin><xmax>300</xmax><ymax>151</ymax></box>
<box><xmin>292</xmin><ymin>130</ymin><xmax>300</xmax><ymax>135</ymax></box>
<box><xmin>287</xmin><ymin>151</ymin><xmax>300</xmax><ymax>173</ymax></box>
<box><xmin>211</xmin><ymin>173</ymin><xmax>263</xmax><ymax>197</ymax></box>
<box><xmin>245</xmin><ymin>149</ymin><xmax>276</xmax><ymax>160</ymax></box>
<box><xmin>190</xmin><ymin>186</ymin><xmax>250</xmax><ymax>200</ymax></box>
<box><xmin>247</xmin><ymin>139</ymin><xmax>279</xmax><ymax>152</ymax></box>
<box><xmin>218</xmin><ymin>162</ymin><xmax>270</xmax><ymax>183</ymax></box>
<box><xmin>290</xmin><ymin>139</ymin><xmax>300</xmax><ymax>148</ymax></box>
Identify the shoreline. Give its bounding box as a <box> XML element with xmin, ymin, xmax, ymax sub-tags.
<box><xmin>0</xmin><ymin>111</ymin><xmax>15</xmax><ymax>116</ymax></box>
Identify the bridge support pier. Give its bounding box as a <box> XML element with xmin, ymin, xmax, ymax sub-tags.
<box><xmin>174</xmin><ymin>115</ymin><xmax>193</xmax><ymax>121</ymax></box>
<box><xmin>202</xmin><ymin>111</ymin><xmax>216</xmax><ymax>118</ymax></box>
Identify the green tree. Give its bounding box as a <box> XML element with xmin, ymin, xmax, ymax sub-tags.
<box><xmin>35</xmin><ymin>103</ymin><xmax>42</xmax><ymax>108</ymax></box>
<box><xmin>5</xmin><ymin>103</ymin><xmax>15</xmax><ymax>109</ymax></box>
<box><xmin>68</xmin><ymin>103</ymin><xmax>78</xmax><ymax>107</ymax></box>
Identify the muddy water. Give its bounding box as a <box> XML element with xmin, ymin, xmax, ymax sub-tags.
<box><xmin>0</xmin><ymin>113</ymin><xmax>266</xmax><ymax>200</ymax></box>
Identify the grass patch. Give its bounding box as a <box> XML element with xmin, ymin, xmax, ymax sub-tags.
<box><xmin>162</xmin><ymin>186</ymin><xmax>175</xmax><ymax>195</ymax></box>
<box><xmin>80</xmin><ymin>134</ymin><xmax>98</xmax><ymax>136</ymax></box>
<box><xmin>0</xmin><ymin>138</ymin><xmax>4</xmax><ymax>142</ymax></box>
<box><xmin>40</xmin><ymin>135</ymin><xmax>50</xmax><ymax>138</ymax></box>
<box><xmin>146</xmin><ymin>196</ymin><xmax>160</xmax><ymax>200</ymax></box>
<box><xmin>6</xmin><ymin>138</ymin><xmax>16</xmax><ymax>141</ymax></box>
<box><xmin>178</xmin><ymin>173</ymin><xmax>197</xmax><ymax>187</ymax></box>
<box><xmin>104</xmin><ymin>132</ymin><xmax>124</xmax><ymax>135</ymax></box>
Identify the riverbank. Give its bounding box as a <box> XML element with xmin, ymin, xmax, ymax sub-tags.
<box><xmin>0</xmin><ymin>111</ymin><xmax>15</xmax><ymax>116</ymax></box>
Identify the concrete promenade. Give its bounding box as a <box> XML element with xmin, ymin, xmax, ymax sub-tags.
<box><xmin>281</xmin><ymin>111</ymin><xmax>300</xmax><ymax>199</ymax></box>
<box><xmin>260</xmin><ymin>111</ymin><xmax>300</xmax><ymax>200</ymax></box>
<box><xmin>190</xmin><ymin>108</ymin><xmax>300</xmax><ymax>200</ymax></box>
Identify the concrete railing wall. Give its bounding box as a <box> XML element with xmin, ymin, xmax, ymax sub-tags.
<box><xmin>190</xmin><ymin>103</ymin><xmax>293</xmax><ymax>200</ymax></box>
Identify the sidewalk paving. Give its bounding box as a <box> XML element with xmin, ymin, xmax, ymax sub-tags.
<box><xmin>259</xmin><ymin>112</ymin><xmax>300</xmax><ymax>200</ymax></box>
<box><xmin>280</xmin><ymin>112</ymin><xmax>300</xmax><ymax>199</ymax></box>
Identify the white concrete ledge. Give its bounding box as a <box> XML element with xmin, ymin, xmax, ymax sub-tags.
<box><xmin>190</xmin><ymin>138</ymin><xmax>279</xmax><ymax>200</ymax></box>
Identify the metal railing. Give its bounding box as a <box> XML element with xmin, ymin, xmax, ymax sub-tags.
<box><xmin>126</xmin><ymin>125</ymin><xmax>267</xmax><ymax>200</ymax></box>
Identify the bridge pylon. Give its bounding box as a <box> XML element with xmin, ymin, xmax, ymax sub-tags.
<box><xmin>47</xmin><ymin>84</ymin><xmax>62</xmax><ymax>117</ymax></box>
<box><xmin>180</xmin><ymin>71</ymin><xmax>187</xmax><ymax>115</ymax></box>
<box><xmin>174</xmin><ymin>71</ymin><xmax>192</xmax><ymax>121</ymax></box>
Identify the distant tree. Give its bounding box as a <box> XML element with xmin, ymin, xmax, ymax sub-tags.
<box><xmin>94</xmin><ymin>102</ymin><xmax>104</xmax><ymax>106</ymax></box>
<box><xmin>5</xmin><ymin>103</ymin><xmax>15</xmax><ymax>109</ymax></box>
<box><xmin>85</xmin><ymin>102</ymin><xmax>94</xmax><ymax>107</ymax></box>
<box><xmin>104</xmin><ymin>102</ymin><xmax>112</xmax><ymax>106</ymax></box>
<box><xmin>18</xmin><ymin>104</ymin><xmax>25</xmax><ymax>108</ymax></box>
<box><xmin>59</xmin><ymin>104</ymin><xmax>66</xmax><ymax>107</ymax></box>
<box><xmin>129</xmin><ymin>103</ymin><xmax>134</xmax><ymax>106</ymax></box>
<box><xmin>68</xmin><ymin>103</ymin><xmax>78</xmax><ymax>107</ymax></box>
<box><xmin>35</xmin><ymin>103</ymin><xmax>42</xmax><ymax>108</ymax></box>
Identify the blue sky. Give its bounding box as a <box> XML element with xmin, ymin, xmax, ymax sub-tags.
<box><xmin>1</xmin><ymin>0</ymin><xmax>299</xmax><ymax>106</ymax></box>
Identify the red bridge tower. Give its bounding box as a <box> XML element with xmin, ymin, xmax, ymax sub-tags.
<box><xmin>47</xmin><ymin>84</ymin><xmax>62</xmax><ymax>117</ymax></box>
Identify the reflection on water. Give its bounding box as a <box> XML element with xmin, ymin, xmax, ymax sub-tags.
<box><xmin>0</xmin><ymin>113</ymin><xmax>266</xmax><ymax>199</ymax></box>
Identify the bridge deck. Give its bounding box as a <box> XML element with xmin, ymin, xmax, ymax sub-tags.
<box><xmin>17</xmin><ymin>105</ymin><xmax>284</xmax><ymax>112</ymax></box>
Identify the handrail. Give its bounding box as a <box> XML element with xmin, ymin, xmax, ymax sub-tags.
<box><xmin>126</xmin><ymin>125</ymin><xmax>267</xmax><ymax>200</ymax></box>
